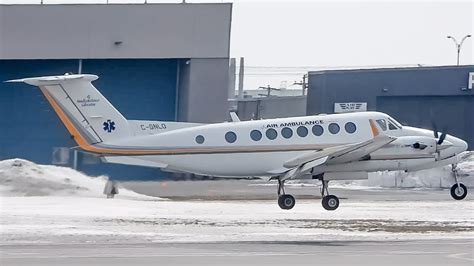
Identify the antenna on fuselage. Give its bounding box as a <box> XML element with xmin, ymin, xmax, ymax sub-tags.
<box><xmin>230</xmin><ymin>112</ymin><xmax>241</xmax><ymax>122</ymax></box>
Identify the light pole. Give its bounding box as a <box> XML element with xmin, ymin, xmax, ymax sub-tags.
<box><xmin>447</xmin><ymin>34</ymin><xmax>471</xmax><ymax>65</ymax></box>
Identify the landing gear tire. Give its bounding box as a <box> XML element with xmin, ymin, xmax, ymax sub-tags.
<box><xmin>278</xmin><ymin>194</ymin><xmax>296</xmax><ymax>210</ymax></box>
<box><xmin>450</xmin><ymin>183</ymin><xmax>467</xmax><ymax>200</ymax></box>
<box><xmin>322</xmin><ymin>195</ymin><xmax>339</xmax><ymax>211</ymax></box>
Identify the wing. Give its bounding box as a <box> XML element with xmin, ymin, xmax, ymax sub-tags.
<box><xmin>279</xmin><ymin>135</ymin><xmax>396</xmax><ymax>177</ymax></box>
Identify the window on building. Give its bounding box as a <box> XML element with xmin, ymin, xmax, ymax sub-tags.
<box><xmin>312</xmin><ymin>125</ymin><xmax>324</xmax><ymax>136</ymax></box>
<box><xmin>281</xmin><ymin>127</ymin><xmax>293</xmax><ymax>139</ymax></box>
<box><xmin>266</xmin><ymin>128</ymin><xmax>278</xmax><ymax>140</ymax></box>
<box><xmin>250</xmin><ymin>130</ymin><xmax>262</xmax><ymax>141</ymax></box>
<box><xmin>195</xmin><ymin>135</ymin><xmax>205</xmax><ymax>144</ymax></box>
<box><xmin>297</xmin><ymin>126</ymin><xmax>308</xmax><ymax>137</ymax></box>
<box><xmin>344</xmin><ymin>122</ymin><xmax>357</xmax><ymax>134</ymax></box>
<box><xmin>376</xmin><ymin>119</ymin><xmax>387</xmax><ymax>131</ymax></box>
<box><xmin>328</xmin><ymin>123</ymin><xmax>340</xmax><ymax>134</ymax></box>
<box><xmin>225</xmin><ymin>131</ymin><xmax>237</xmax><ymax>143</ymax></box>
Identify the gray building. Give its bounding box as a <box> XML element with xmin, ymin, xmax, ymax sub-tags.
<box><xmin>233</xmin><ymin>96</ymin><xmax>307</xmax><ymax>121</ymax></box>
<box><xmin>307</xmin><ymin>66</ymin><xmax>474</xmax><ymax>148</ymax></box>
<box><xmin>0</xmin><ymin>3</ymin><xmax>232</xmax><ymax>179</ymax></box>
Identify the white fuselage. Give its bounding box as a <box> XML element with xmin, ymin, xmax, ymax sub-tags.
<box><xmin>106</xmin><ymin>112</ymin><xmax>468</xmax><ymax>178</ymax></box>
<box><xmin>10</xmin><ymin>74</ymin><xmax>469</xmax><ymax>181</ymax></box>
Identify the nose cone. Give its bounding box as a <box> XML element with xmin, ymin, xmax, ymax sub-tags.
<box><xmin>447</xmin><ymin>135</ymin><xmax>468</xmax><ymax>154</ymax></box>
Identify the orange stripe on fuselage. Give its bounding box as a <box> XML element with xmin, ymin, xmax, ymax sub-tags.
<box><xmin>40</xmin><ymin>86</ymin><xmax>175</xmax><ymax>155</ymax></box>
<box><xmin>369</xmin><ymin>119</ymin><xmax>379</xmax><ymax>137</ymax></box>
<box><xmin>40</xmin><ymin>86</ymin><xmax>92</xmax><ymax>149</ymax></box>
<box><xmin>39</xmin><ymin>86</ymin><xmax>340</xmax><ymax>156</ymax></box>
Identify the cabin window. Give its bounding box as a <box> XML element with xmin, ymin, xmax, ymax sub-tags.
<box><xmin>250</xmin><ymin>130</ymin><xmax>262</xmax><ymax>141</ymax></box>
<box><xmin>281</xmin><ymin>127</ymin><xmax>293</xmax><ymax>139</ymax></box>
<box><xmin>297</xmin><ymin>126</ymin><xmax>308</xmax><ymax>137</ymax></box>
<box><xmin>312</xmin><ymin>125</ymin><xmax>324</xmax><ymax>136</ymax></box>
<box><xmin>328</xmin><ymin>123</ymin><xmax>340</xmax><ymax>134</ymax></box>
<box><xmin>266</xmin><ymin>128</ymin><xmax>278</xmax><ymax>140</ymax></box>
<box><xmin>195</xmin><ymin>135</ymin><xmax>205</xmax><ymax>144</ymax></box>
<box><xmin>376</xmin><ymin>119</ymin><xmax>387</xmax><ymax>131</ymax></box>
<box><xmin>225</xmin><ymin>131</ymin><xmax>237</xmax><ymax>143</ymax></box>
<box><xmin>344</xmin><ymin>122</ymin><xmax>357</xmax><ymax>134</ymax></box>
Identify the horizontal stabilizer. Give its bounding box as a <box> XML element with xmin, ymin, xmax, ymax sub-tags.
<box><xmin>6</xmin><ymin>74</ymin><xmax>98</xmax><ymax>86</ymax></box>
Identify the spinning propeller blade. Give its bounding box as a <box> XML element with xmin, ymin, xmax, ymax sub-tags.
<box><xmin>438</xmin><ymin>132</ymin><xmax>447</xmax><ymax>145</ymax></box>
<box><xmin>432</xmin><ymin>122</ymin><xmax>439</xmax><ymax>139</ymax></box>
<box><xmin>431</xmin><ymin>121</ymin><xmax>448</xmax><ymax>145</ymax></box>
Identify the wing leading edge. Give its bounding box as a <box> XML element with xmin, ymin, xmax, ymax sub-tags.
<box><xmin>278</xmin><ymin>134</ymin><xmax>396</xmax><ymax>177</ymax></box>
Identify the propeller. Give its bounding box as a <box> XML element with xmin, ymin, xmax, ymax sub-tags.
<box><xmin>431</xmin><ymin>121</ymin><xmax>438</xmax><ymax>139</ymax></box>
<box><xmin>430</xmin><ymin>121</ymin><xmax>451</xmax><ymax>160</ymax></box>
<box><xmin>431</xmin><ymin>121</ymin><xmax>447</xmax><ymax>145</ymax></box>
<box><xmin>438</xmin><ymin>132</ymin><xmax>447</xmax><ymax>145</ymax></box>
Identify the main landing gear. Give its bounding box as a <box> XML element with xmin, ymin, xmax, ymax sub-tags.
<box><xmin>275</xmin><ymin>178</ymin><xmax>340</xmax><ymax>211</ymax></box>
<box><xmin>320</xmin><ymin>179</ymin><xmax>339</xmax><ymax>211</ymax></box>
<box><xmin>450</xmin><ymin>164</ymin><xmax>468</xmax><ymax>200</ymax></box>
<box><xmin>277</xmin><ymin>179</ymin><xmax>296</xmax><ymax>210</ymax></box>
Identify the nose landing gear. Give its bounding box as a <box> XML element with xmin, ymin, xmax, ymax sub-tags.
<box><xmin>451</xmin><ymin>164</ymin><xmax>468</xmax><ymax>200</ymax></box>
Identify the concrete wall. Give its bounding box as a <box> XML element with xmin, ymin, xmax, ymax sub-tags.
<box><xmin>0</xmin><ymin>3</ymin><xmax>232</xmax><ymax>59</ymax></box>
<box><xmin>0</xmin><ymin>3</ymin><xmax>231</xmax><ymax>179</ymax></box>
<box><xmin>307</xmin><ymin>65</ymin><xmax>474</xmax><ymax>148</ymax></box>
<box><xmin>178</xmin><ymin>58</ymin><xmax>230</xmax><ymax>123</ymax></box>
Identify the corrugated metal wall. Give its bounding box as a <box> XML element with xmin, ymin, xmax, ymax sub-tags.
<box><xmin>306</xmin><ymin>66</ymin><xmax>474</xmax><ymax>149</ymax></box>
<box><xmin>377</xmin><ymin>95</ymin><xmax>474</xmax><ymax>150</ymax></box>
<box><xmin>0</xmin><ymin>59</ymin><xmax>178</xmax><ymax>179</ymax></box>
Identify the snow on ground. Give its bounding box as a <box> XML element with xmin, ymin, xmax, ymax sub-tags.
<box><xmin>0</xmin><ymin>158</ymin><xmax>155</xmax><ymax>200</ymax></box>
<box><xmin>334</xmin><ymin>151</ymin><xmax>474</xmax><ymax>189</ymax></box>
<box><xmin>1</xmin><ymin>196</ymin><xmax>472</xmax><ymax>244</ymax></box>
<box><xmin>0</xmin><ymin>157</ymin><xmax>473</xmax><ymax>245</ymax></box>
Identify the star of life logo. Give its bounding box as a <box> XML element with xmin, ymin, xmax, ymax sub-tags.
<box><xmin>103</xmin><ymin>120</ymin><xmax>116</xmax><ymax>133</ymax></box>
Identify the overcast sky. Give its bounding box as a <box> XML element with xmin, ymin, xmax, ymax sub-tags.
<box><xmin>230</xmin><ymin>0</ymin><xmax>473</xmax><ymax>88</ymax></box>
<box><xmin>1</xmin><ymin>0</ymin><xmax>473</xmax><ymax>88</ymax></box>
<box><xmin>231</xmin><ymin>0</ymin><xmax>473</xmax><ymax>67</ymax></box>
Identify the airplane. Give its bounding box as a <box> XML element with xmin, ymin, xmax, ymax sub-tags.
<box><xmin>8</xmin><ymin>74</ymin><xmax>470</xmax><ymax>211</ymax></box>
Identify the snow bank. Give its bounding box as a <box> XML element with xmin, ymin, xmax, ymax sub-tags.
<box><xmin>337</xmin><ymin>152</ymin><xmax>474</xmax><ymax>189</ymax></box>
<box><xmin>0</xmin><ymin>158</ymin><xmax>157</xmax><ymax>199</ymax></box>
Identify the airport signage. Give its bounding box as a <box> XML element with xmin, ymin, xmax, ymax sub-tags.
<box><xmin>334</xmin><ymin>102</ymin><xmax>367</xmax><ymax>113</ymax></box>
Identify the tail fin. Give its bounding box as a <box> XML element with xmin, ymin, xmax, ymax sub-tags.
<box><xmin>7</xmin><ymin>74</ymin><xmax>131</xmax><ymax>145</ymax></box>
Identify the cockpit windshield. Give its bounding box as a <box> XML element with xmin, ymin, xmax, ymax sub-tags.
<box><xmin>375</xmin><ymin>116</ymin><xmax>402</xmax><ymax>131</ymax></box>
<box><xmin>387</xmin><ymin>117</ymin><xmax>402</xmax><ymax>129</ymax></box>
<box><xmin>376</xmin><ymin>119</ymin><xmax>387</xmax><ymax>131</ymax></box>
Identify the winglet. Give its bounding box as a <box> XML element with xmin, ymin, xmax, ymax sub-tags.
<box><xmin>369</xmin><ymin>119</ymin><xmax>379</xmax><ymax>137</ymax></box>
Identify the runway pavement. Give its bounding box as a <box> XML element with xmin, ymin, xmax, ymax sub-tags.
<box><xmin>1</xmin><ymin>180</ymin><xmax>473</xmax><ymax>266</ymax></box>
<box><xmin>121</xmin><ymin>179</ymin><xmax>467</xmax><ymax>201</ymax></box>
<box><xmin>2</xmin><ymin>239</ymin><xmax>473</xmax><ymax>266</ymax></box>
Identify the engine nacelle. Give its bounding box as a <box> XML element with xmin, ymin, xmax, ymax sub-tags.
<box><xmin>389</xmin><ymin>136</ymin><xmax>437</xmax><ymax>154</ymax></box>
